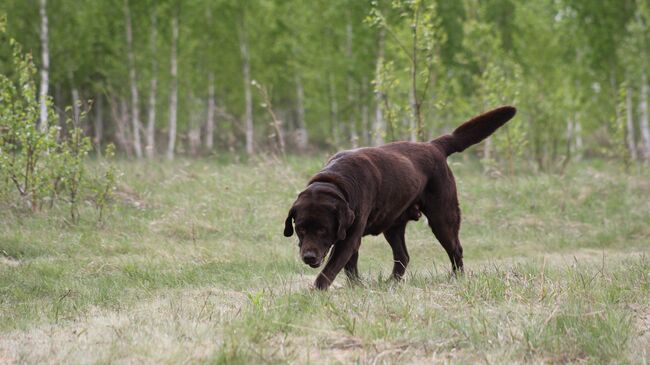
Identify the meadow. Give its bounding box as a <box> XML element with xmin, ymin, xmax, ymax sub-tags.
<box><xmin>1</xmin><ymin>156</ymin><xmax>649</xmax><ymax>364</ymax></box>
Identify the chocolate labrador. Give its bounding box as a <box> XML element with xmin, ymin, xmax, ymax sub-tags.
<box><xmin>284</xmin><ymin>106</ymin><xmax>517</xmax><ymax>290</ymax></box>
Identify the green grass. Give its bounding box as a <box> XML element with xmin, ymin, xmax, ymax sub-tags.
<box><xmin>1</xmin><ymin>157</ymin><xmax>649</xmax><ymax>364</ymax></box>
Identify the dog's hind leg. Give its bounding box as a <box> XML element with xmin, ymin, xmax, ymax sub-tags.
<box><xmin>421</xmin><ymin>186</ymin><xmax>464</xmax><ymax>274</ymax></box>
<box><xmin>384</xmin><ymin>223</ymin><xmax>410</xmax><ymax>280</ymax></box>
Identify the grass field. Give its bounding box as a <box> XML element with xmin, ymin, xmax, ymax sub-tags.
<box><xmin>1</xmin><ymin>156</ymin><xmax>649</xmax><ymax>364</ymax></box>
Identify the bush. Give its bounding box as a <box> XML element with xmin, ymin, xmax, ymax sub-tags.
<box><xmin>0</xmin><ymin>19</ymin><xmax>117</xmax><ymax>223</ymax></box>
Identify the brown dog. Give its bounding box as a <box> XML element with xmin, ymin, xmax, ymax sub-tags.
<box><xmin>284</xmin><ymin>106</ymin><xmax>517</xmax><ymax>290</ymax></box>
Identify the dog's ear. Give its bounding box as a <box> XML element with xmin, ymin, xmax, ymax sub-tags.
<box><xmin>336</xmin><ymin>202</ymin><xmax>355</xmax><ymax>241</ymax></box>
<box><xmin>284</xmin><ymin>207</ymin><xmax>296</xmax><ymax>237</ymax></box>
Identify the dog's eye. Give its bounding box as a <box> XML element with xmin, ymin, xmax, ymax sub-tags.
<box><xmin>316</xmin><ymin>228</ymin><xmax>326</xmax><ymax>236</ymax></box>
<box><xmin>297</xmin><ymin>227</ymin><xmax>306</xmax><ymax>235</ymax></box>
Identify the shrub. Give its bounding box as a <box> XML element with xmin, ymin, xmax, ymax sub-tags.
<box><xmin>0</xmin><ymin>19</ymin><xmax>116</xmax><ymax>223</ymax></box>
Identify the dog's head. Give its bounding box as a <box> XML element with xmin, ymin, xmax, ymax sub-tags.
<box><xmin>283</xmin><ymin>183</ymin><xmax>354</xmax><ymax>268</ymax></box>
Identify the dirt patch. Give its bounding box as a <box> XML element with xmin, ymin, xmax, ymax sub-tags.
<box><xmin>0</xmin><ymin>256</ymin><xmax>20</xmax><ymax>267</ymax></box>
<box><xmin>631</xmin><ymin>304</ymin><xmax>650</xmax><ymax>362</ymax></box>
<box><xmin>113</xmin><ymin>184</ymin><xmax>149</xmax><ymax>209</ymax></box>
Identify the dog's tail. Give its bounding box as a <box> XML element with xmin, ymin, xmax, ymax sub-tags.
<box><xmin>431</xmin><ymin>106</ymin><xmax>517</xmax><ymax>157</ymax></box>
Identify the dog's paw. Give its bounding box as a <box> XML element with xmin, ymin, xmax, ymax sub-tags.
<box><xmin>313</xmin><ymin>275</ymin><xmax>331</xmax><ymax>291</ymax></box>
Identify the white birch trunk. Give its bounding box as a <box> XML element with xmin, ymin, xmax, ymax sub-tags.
<box><xmin>625</xmin><ymin>87</ymin><xmax>637</xmax><ymax>160</ymax></box>
<box><xmin>409</xmin><ymin>86</ymin><xmax>417</xmax><ymax>142</ymax></box>
<box><xmin>373</xmin><ymin>28</ymin><xmax>385</xmax><ymax>146</ymax></box>
<box><xmin>330</xmin><ymin>77</ymin><xmax>339</xmax><ymax>146</ymax></box>
<box><xmin>146</xmin><ymin>10</ymin><xmax>157</xmax><ymax>159</ymax></box>
<box><xmin>54</xmin><ymin>84</ymin><xmax>64</xmax><ymax>135</ymax></box>
<box><xmin>118</xmin><ymin>98</ymin><xmax>133</xmax><ymax>157</ymax></box>
<box><xmin>239</xmin><ymin>25</ymin><xmax>254</xmax><ymax>155</ymax></box>
<box><xmin>483</xmin><ymin>137</ymin><xmax>492</xmax><ymax>161</ymax></box>
<box><xmin>187</xmin><ymin>95</ymin><xmax>202</xmax><ymax>156</ymax></box>
<box><xmin>167</xmin><ymin>14</ymin><xmax>179</xmax><ymax>160</ymax></box>
<box><xmin>94</xmin><ymin>94</ymin><xmax>103</xmax><ymax>152</ymax></box>
<box><xmin>205</xmin><ymin>72</ymin><xmax>216</xmax><ymax>151</ymax></box>
<box><xmin>124</xmin><ymin>0</ymin><xmax>142</xmax><ymax>158</ymax></box>
<box><xmin>640</xmin><ymin>74</ymin><xmax>650</xmax><ymax>159</ymax></box>
<box><xmin>566</xmin><ymin>119</ymin><xmax>574</xmax><ymax>158</ymax></box>
<box><xmin>295</xmin><ymin>74</ymin><xmax>308</xmax><ymax>150</ymax></box>
<box><xmin>346</xmin><ymin>20</ymin><xmax>358</xmax><ymax>148</ymax></box>
<box><xmin>38</xmin><ymin>0</ymin><xmax>49</xmax><ymax>130</ymax></box>
<box><xmin>574</xmin><ymin>119</ymin><xmax>583</xmax><ymax>161</ymax></box>
<box><xmin>361</xmin><ymin>77</ymin><xmax>369</xmax><ymax>146</ymax></box>
<box><xmin>71</xmin><ymin>84</ymin><xmax>80</xmax><ymax>126</ymax></box>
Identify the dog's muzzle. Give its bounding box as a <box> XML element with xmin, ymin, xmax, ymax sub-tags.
<box><xmin>302</xmin><ymin>251</ymin><xmax>322</xmax><ymax>268</ymax></box>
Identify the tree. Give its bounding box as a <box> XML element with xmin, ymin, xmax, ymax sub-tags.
<box><xmin>146</xmin><ymin>6</ymin><xmax>157</xmax><ymax>159</ymax></box>
<box><xmin>38</xmin><ymin>0</ymin><xmax>49</xmax><ymax>131</ymax></box>
<box><xmin>124</xmin><ymin>0</ymin><xmax>142</xmax><ymax>158</ymax></box>
<box><xmin>166</xmin><ymin>9</ymin><xmax>178</xmax><ymax>160</ymax></box>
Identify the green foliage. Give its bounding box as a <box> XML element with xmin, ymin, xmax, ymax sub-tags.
<box><xmin>1</xmin><ymin>0</ymin><xmax>650</xmax><ymax>166</ymax></box>
<box><xmin>0</xmin><ymin>28</ymin><xmax>117</xmax><ymax>223</ymax></box>
<box><xmin>0</xmin><ymin>37</ymin><xmax>58</xmax><ymax>211</ymax></box>
<box><xmin>482</xmin><ymin>62</ymin><xmax>526</xmax><ymax>174</ymax></box>
<box><xmin>90</xmin><ymin>143</ymin><xmax>117</xmax><ymax>223</ymax></box>
<box><xmin>56</xmin><ymin>106</ymin><xmax>93</xmax><ymax>223</ymax></box>
<box><xmin>368</xmin><ymin>0</ymin><xmax>448</xmax><ymax>141</ymax></box>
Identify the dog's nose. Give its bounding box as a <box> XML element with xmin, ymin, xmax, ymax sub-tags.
<box><xmin>302</xmin><ymin>252</ymin><xmax>318</xmax><ymax>265</ymax></box>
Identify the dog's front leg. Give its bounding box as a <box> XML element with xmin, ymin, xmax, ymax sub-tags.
<box><xmin>314</xmin><ymin>232</ymin><xmax>362</xmax><ymax>290</ymax></box>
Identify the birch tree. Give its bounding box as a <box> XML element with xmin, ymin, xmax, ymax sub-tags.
<box><xmin>94</xmin><ymin>94</ymin><xmax>103</xmax><ymax>152</ymax></box>
<box><xmin>294</xmin><ymin>75</ymin><xmax>308</xmax><ymax>150</ymax></box>
<box><xmin>640</xmin><ymin>75</ymin><xmax>650</xmax><ymax>159</ymax></box>
<box><xmin>205</xmin><ymin>72</ymin><xmax>216</xmax><ymax>152</ymax></box>
<box><xmin>625</xmin><ymin>87</ymin><xmax>637</xmax><ymax>160</ymax></box>
<box><xmin>38</xmin><ymin>0</ymin><xmax>49</xmax><ymax>131</ymax></box>
<box><xmin>620</xmin><ymin>1</ymin><xmax>650</xmax><ymax>160</ymax></box>
<box><xmin>238</xmin><ymin>17</ymin><xmax>254</xmax><ymax>155</ymax></box>
<box><xmin>146</xmin><ymin>9</ymin><xmax>157</xmax><ymax>159</ymax></box>
<box><xmin>346</xmin><ymin>16</ymin><xmax>358</xmax><ymax>148</ymax></box>
<box><xmin>167</xmin><ymin>12</ymin><xmax>179</xmax><ymax>160</ymax></box>
<box><xmin>372</xmin><ymin>28</ymin><xmax>385</xmax><ymax>146</ymax></box>
<box><xmin>124</xmin><ymin>0</ymin><xmax>142</xmax><ymax>158</ymax></box>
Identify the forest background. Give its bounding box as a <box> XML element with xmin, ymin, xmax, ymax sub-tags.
<box><xmin>1</xmin><ymin>0</ymin><xmax>649</xmax><ymax>167</ymax></box>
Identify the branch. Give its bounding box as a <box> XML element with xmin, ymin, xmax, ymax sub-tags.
<box><xmin>374</xmin><ymin>10</ymin><xmax>414</xmax><ymax>63</ymax></box>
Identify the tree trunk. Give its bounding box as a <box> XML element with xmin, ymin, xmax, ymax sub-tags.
<box><xmin>361</xmin><ymin>77</ymin><xmax>369</xmax><ymax>146</ymax></box>
<box><xmin>167</xmin><ymin>14</ymin><xmax>179</xmax><ymax>160</ymax></box>
<box><xmin>346</xmin><ymin>18</ymin><xmax>358</xmax><ymax>148</ymax></box>
<box><xmin>54</xmin><ymin>84</ymin><xmax>65</xmax><ymax>139</ymax></box>
<box><xmin>483</xmin><ymin>137</ymin><xmax>492</xmax><ymax>161</ymax></box>
<box><xmin>146</xmin><ymin>10</ymin><xmax>157</xmax><ymax>159</ymax></box>
<box><xmin>238</xmin><ymin>23</ymin><xmax>254</xmax><ymax>155</ymax></box>
<box><xmin>108</xmin><ymin>96</ymin><xmax>132</xmax><ymax>157</ymax></box>
<box><xmin>566</xmin><ymin>119</ymin><xmax>574</xmax><ymax>161</ymax></box>
<box><xmin>625</xmin><ymin>87</ymin><xmax>637</xmax><ymax>160</ymax></box>
<box><xmin>71</xmin><ymin>82</ymin><xmax>80</xmax><ymax>126</ymax></box>
<box><xmin>94</xmin><ymin>94</ymin><xmax>103</xmax><ymax>153</ymax></box>
<box><xmin>640</xmin><ymin>74</ymin><xmax>650</xmax><ymax>160</ymax></box>
<box><xmin>205</xmin><ymin>72</ymin><xmax>216</xmax><ymax>152</ymax></box>
<box><xmin>373</xmin><ymin>28</ymin><xmax>385</xmax><ymax>146</ymax></box>
<box><xmin>124</xmin><ymin>0</ymin><xmax>142</xmax><ymax>158</ymax></box>
<box><xmin>409</xmin><ymin>86</ymin><xmax>417</xmax><ymax>142</ymax></box>
<box><xmin>329</xmin><ymin>77</ymin><xmax>339</xmax><ymax>146</ymax></box>
<box><xmin>188</xmin><ymin>95</ymin><xmax>202</xmax><ymax>156</ymax></box>
<box><xmin>294</xmin><ymin>74</ymin><xmax>308</xmax><ymax>150</ymax></box>
<box><xmin>411</xmin><ymin>6</ymin><xmax>423</xmax><ymax>141</ymax></box>
<box><xmin>574</xmin><ymin>119</ymin><xmax>583</xmax><ymax>161</ymax></box>
<box><xmin>38</xmin><ymin>0</ymin><xmax>49</xmax><ymax>130</ymax></box>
